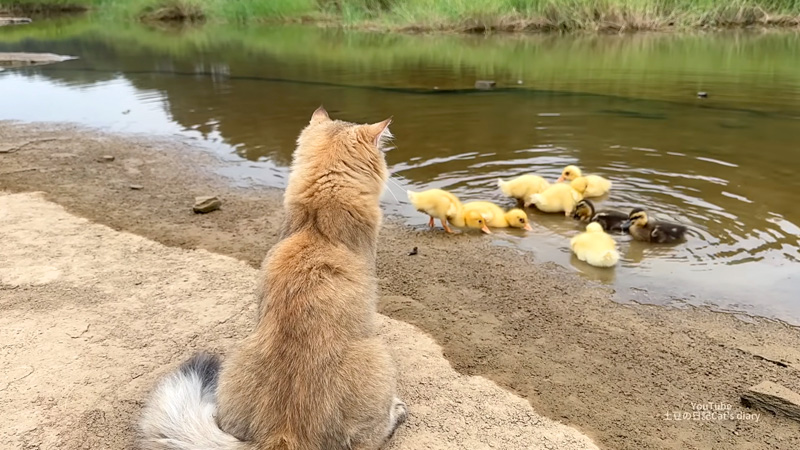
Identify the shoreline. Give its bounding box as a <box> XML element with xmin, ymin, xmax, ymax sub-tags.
<box><xmin>1</xmin><ymin>121</ymin><xmax>799</xmax><ymax>448</ymax></box>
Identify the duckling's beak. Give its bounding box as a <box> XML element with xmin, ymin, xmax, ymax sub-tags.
<box><xmin>621</xmin><ymin>220</ymin><xmax>632</xmax><ymax>232</ymax></box>
<box><xmin>556</xmin><ymin>175</ymin><xmax>565</xmax><ymax>183</ymax></box>
<box><xmin>481</xmin><ymin>224</ymin><xmax>492</xmax><ymax>234</ymax></box>
<box><xmin>523</xmin><ymin>223</ymin><xmax>533</xmax><ymax>231</ymax></box>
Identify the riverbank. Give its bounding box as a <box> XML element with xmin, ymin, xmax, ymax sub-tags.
<box><xmin>3</xmin><ymin>0</ymin><xmax>800</xmax><ymax>32</ymax></box>
<box><xmin>1</xmin><ymin>122</ymin><xmax>799</xmax><ymax>449</ymax></box>
<box><xmin>0</xmin><ymin>194</ymin><xmax>600</xmax><ymax>450</ymax></box>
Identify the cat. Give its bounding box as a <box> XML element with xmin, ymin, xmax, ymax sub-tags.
<box><xmin>138</xmin><ymin>106</ymin><xmax>407</xmax><ymax>450</ymax></box>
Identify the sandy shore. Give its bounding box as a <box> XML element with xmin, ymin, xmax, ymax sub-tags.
<box><xmin>1</xmin><ymin>122</ymin><xmax>800</xmax><ymax>449</ymax></box>
<box><xmin>0</xmin><ymin>191</ymin><xmax>599</xmax><ymax>449</ymax></box>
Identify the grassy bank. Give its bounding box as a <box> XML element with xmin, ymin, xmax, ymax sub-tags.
<box><xmin>2</xmin><ymin>0</ymin><xmax>800</xmax><ymax>31</ymax></box>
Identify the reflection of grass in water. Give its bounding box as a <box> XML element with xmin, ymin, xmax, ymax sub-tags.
<box><xmin>3</xmin><ymin>0</ymin><xmax>800</xmax><ymax>31</ymax></box>
<box><xmin>0</xmin><ymin>0</ymin><xmax>97</xmax><ymax>13</ymax></box>
<box><xmin>1</xmin><ymin>18</ymin><xmax>799</xmax><ymax>101</ymax></box>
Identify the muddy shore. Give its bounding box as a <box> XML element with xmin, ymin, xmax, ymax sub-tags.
<box><xmin>1</xmin><ymin>122</ymin><xmax>799</xmax><ymax>449</ymax></box>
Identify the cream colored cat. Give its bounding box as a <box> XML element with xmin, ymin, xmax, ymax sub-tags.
<box><xmin>138</xmin><ymin>107</ymin><xmax>406</xmax><ymax>450</ymax></box>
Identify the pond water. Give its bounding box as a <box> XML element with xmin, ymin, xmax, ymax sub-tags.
<box><xmin>1</xmin><ymin>19</ymin><xmax>799</xmax><ymax>323</ymax></box>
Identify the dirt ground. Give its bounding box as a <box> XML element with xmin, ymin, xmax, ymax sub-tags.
<box><xmin>0</xmin><ymin>191</ymin><xmax>600</xmax><ymax>449</ymax></box>
<box><xmin>1</xmin><ymin>122</ymin><xmax>800</xmax><ymax>450</ymax></box>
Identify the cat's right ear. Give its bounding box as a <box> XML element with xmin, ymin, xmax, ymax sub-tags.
<box><xmin>310</xmin><ymin>106</ymin><xmax>330</xmax><ymax>124</ymax></box>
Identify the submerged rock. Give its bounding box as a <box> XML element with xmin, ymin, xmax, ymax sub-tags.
<box><xmin>0</xmin><ymin>17</ymin><xmax>32</xmax><ymax>26</ymax></box>
<box><xmin>0</xmin><ymin>52</ymin><xmax>77</xmax><ymax>69</ymax></box>
<box><xmin>193</xmin><ymin>196</ymin><xmax>222</xmax><ymax>214</ymax></box>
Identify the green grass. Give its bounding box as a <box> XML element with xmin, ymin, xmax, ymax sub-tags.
<box><xmin>2</xmin><ymin>0</ymin><xmax>799</xmax><ymax>31</ymax></box>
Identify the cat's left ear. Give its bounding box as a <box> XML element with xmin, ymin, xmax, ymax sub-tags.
<box><xmin>310</xmin><ymin>105</ymin><xmax>330</xmax><ymax>124</ymax></box>
<box><xmin>367</xmin><ymin>117</ymin><xmax>393</xmax><ymax>147</ymax></box>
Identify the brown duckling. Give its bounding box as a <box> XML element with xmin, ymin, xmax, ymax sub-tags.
<box><xmin>572</xmin><ymin>199</ymin><xmax>628</xmax><ymax>234</ymax></box>
<box><xmin>623</xmin><ymin>208</ymin><xmax>688</xmax><ymax>243</ymax></box>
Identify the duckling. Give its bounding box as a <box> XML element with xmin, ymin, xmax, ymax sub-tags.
<box><xmin>572</xmin><ymin>199</ymin><xmax>629</xmax><ymax>233</ymax></box>
<box><xmin>623</xmin><ymin>208</ymin><xmax>688</xmax><ymax>243</ymax></box>
<box><xmin>407</xmin><ymin>188</ymin><xmax>462</xmax><ymax>233</ymax></box>
<box><xmin>462</xmin><ymin>201</ymin><xmax>533</xmax><ymax>231</ymax></box>
<box><xmin>497</xmin><ymin>175</ymin><xmax>550</xmax><ymax>205</ymax></box>
<box><xmin>523</xmin><ymin>182</ymin><xmax>583</xmax><ymax>216</ymax></box>
<box><xmin>557</xmin><ymin>165</ymin><xmax>611</xmax><ymax>198</ymax></box>
<box><xmin>570</xmin><ymin>222</ymin><xmax>620</xmax><ymax>268</ymax></box>
<box><xmin>450</xmin><ymin>209</ymin><xmax>492</xmax><ymax>234</ymax></box>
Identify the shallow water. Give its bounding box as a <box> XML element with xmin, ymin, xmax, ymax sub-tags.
<box><xmin>1</xmin><ymin>20</ymin><xmax>799</xmax><ymax>323</ymax></box>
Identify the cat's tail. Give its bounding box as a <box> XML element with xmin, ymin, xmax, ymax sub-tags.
<box><xmin>138</xmin><ymin>353</ymin><xmax>249</xmax><ymax>450</ymax></box>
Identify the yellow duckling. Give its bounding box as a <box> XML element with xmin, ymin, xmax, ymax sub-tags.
<box><xmin>523</xmin><ymin>183</ymin><xmax>583</xmax><ymax>216</ymax></box>
<box><xmin>497</xmin><ymin>175</ymin><xmax>550</xmax><ymax>205</ymax></box>
<box><xmin>462</xmin><ymin>201</ymin><xmax>533</xmax><ymax>232</ymax></box>
<box><xmin>556</xmin><ymin>165</ymin><xmax>611</xmax><ymax>198</ymax></box>
<box><xmin>570</xmin><ymin>222</ymin><xmax>620</xmax><ymax>268</ymax></box>
<box><xmin>407</xmin><ymin>188</ymin><xmax>462</xmax><ymax>233</ymax></box>
<box><xmin>450</xmin><ymin>209</ymin><xmax>492</xmax><ymax>234</ymax></box>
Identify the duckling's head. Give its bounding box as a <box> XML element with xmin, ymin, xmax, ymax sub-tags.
<box><xmin>572</xmin><ymin>199</ymin><xmax>594</xmax><ymax>221</ymax></box>
<box><xmin>464</xmin><ymin>210</ymin><xmax>492</xmax><ymax>234</ymax></box>
<box><xmin>570</xmin><ymin>176</ymin><xmax>589</xmax><ymax>195</ymax></box>
<box><xmin>557</xmin><ymin>165</ymin><xmax>582</xmax><ymax>182</ymax></box>
<box><xmin>585</xmin><ymin>222</ymin><xmax>604</xmax><ymax>233</ymax></box>
<box><xmin>505</xmin><ymin>209</ymin><xmax>533</xmax><ymax>231</ymax></box>
<box><xmin>624</xmin><ymin>208</ymin><xmax>649</xmax><ymax>230</ymax></box>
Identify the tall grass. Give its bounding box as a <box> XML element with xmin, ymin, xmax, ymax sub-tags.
<box><xmin>3</xmin><ymin>0</ymin><xmax>800</xmax><ymax>30</ymax></box>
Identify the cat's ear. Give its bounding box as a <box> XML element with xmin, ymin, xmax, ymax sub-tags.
<box><xmin>367</xmin><ymin>117</ymin><xmax>393</xmax><ymax>147</ymax></box>
<box><xmin>310</xmin><ymin>105</ymin><xmax>330</xmax><ymax>124</ymax></box>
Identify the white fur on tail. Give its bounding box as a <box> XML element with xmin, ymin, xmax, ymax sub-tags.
<box><xmin>138</xmin><ymin>354</ymin><xmax>246</xmax><ymax>450</ymax></box>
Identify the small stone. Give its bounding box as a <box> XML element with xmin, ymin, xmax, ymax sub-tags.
<box><xmin>475</xmin><ymin>80</ymin><xmax>496</xmax><ymax>90</ymax></box>
<box><xmin>741</xmin><ymin>381</ymin><xmax>800</xmax><ymax>422</ymax></box>
<box><xmin>697</xmin><ymin>91</ymin><xmax>708</xmax><ymax>98</ymax></box>
<box><xmin>129</xmin><ymin>184</ymin><xmax>144</xmax><ymax>190</ymax></box>
<box><xmin>408</xmin><ymin>246</ymin><xmax>418</xmax><ymax>256</ymax></box>
<box><xmin>193</xmin><ymin>196</ymin><xmax>222</xmax><ymax>214</ymax></box>
<box><xmin>101</xmin><ymin>155</ymin><xmax>115</xmax><ymax>162</ymax></box>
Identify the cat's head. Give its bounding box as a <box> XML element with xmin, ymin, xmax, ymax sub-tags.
<box><xmin>293</xmin><ymin>106</ymin><xmax>392</xmax><ymax>193</ymax></box>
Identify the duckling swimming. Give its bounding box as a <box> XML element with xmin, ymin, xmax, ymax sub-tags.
<box><xmin>572</xmin><ymin>199</ymin><xmax>628</xmax><ymax>233</ymax></box>
<box><xmin>462</xmin><ymin>201</ymin><xmax>533</xmax><ymax>231</ymax></box>
<box><xmin>570</xmin><ymin>222</ymin><xmax>620</xmax><ymax>268</ymax></box>
<box><xmin>497</xmin><ymin>175</ymin><xmax>550</xmax><ymax>205</ymax></box>
<box><xmin>524</xmin><ymin>182</ymin><xmax>583</xmax><ymax>216</ymax></box>
<box><xmin>623</xmin><ymin>208</ymin><xmax>688</xmax><ymax>243</ymax></box>
<box><xmin>557</xmin><ymin>165</ymin><xmax>611</xmax><ymax>198</ymax></box>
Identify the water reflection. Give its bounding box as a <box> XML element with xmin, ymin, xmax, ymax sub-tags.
<box><xmin>1</xmin><ymin>20</ymin><xmax>799</xmax><ymax>323</ymax></box>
